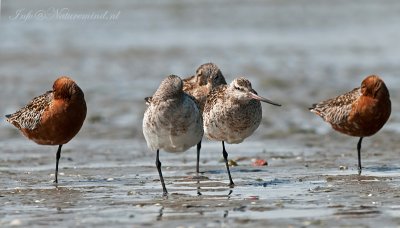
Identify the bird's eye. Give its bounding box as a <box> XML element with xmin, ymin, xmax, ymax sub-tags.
<box><xmin>234</xmin><ymin>86</ymin><xmax>244</xmax><ymax>91</ymax></box>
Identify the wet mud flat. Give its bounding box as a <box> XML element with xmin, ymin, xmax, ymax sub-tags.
<box><xmin>1</xmin><ymin>133</ymin><xmax>400</xmax><ymax>227</ymax></box>
<box><xmin>1</xmin><ymin>0</ymin><xmax>400</xmax><ymax>227</ymax></box>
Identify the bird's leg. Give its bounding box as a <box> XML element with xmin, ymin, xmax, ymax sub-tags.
<box><xmin>222</xmin><ymin>141</ymin><xmax>234</xmax><ymax>187</ymax></box>
<box><xmin>156</xmin><ymin>149</ymin><xmax>168</xmax><ymax>196</ymax></box>
<box><xmin>196</xmin><ymin>140</ymin><xmax>203</xmax><ymax>195</ymax></box>
<box><xmin>196</xmin><ymin>140</ymin><xmax>202</xmax><ymax>174</ymax></box>
<box><xmin>54</xmin><ymin>144</ymin><xmax>63</xmax><ymax>183</ymax></box>
<box><xmin>357</xmin><ymin>137</ymin><xmax>363</xmax><ymax>175</ymax></box>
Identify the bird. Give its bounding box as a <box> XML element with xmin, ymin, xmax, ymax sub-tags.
<box><xmin>182</xmin><ymin>62</ymin><xmax>227</xmax><ymax>174</ymax></box>
<box><xmin>309</xmin><ymin>75</ymin><xmax>391</xmax><ymax>174</ymax></box>
<box><xmin>5</xmin><ymin>76</ymin><xmax>87</xmax><ymax>183</ymax></box>
<box><xmin>203</xmin><ymin>77</ymin><xmax>281</xmax><ymax>186</ymax></box>
<box><xmin>142</xmin><ymin>75</ymin><xmax>203</xmax><ymax>195</ymax></box>
<box><xmin>183</xmin><ymin>63</ymin><xmax>227</xmax><ymax>112</ymax></box>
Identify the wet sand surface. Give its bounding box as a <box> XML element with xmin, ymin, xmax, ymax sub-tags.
<box><xmin>1</xmin><ymin>136</ymin><xmax>400</xmax><ymax>227</ymax></box>
<box><xmin>1</xmin><ymin>0</ymin><xmax>400</xmax><ymax>227</ymax></box>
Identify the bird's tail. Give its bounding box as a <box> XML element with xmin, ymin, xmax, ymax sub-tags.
<box><xmin>308</xmin><ymin>104</ymin><xmax>317</xmax><ymax>111</ymax></box>
<box><xmin>3</xmin><ymin>115</ymin><xmax>12</xmax><ymax>124</ymax></box>
<box><xmin>144</xmin><ymin>97</ymin><xmax>152</xmax><ymax>105</ymax></box>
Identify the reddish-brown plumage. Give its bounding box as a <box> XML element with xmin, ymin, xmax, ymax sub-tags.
<box><xmin>8</xmin><ymin>76</ymin><xmax>87</xmax><ymax>145</ymax></box>
<box><xmin>310</xmin><ymin>75</ymin><xmax>391</xmax><ymax>174</ymax></box>
<box><xmin>6</xmin><ymin>76</ymin><xmax>87</xmax><ymax>183</ymax></box>
<box><xmin>310</xmin><ymin>75</ymin><xmax>391</xmax><ymax>137</ymax></box>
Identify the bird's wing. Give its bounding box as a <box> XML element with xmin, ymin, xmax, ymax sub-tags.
<box><xmin>6</xmin><ymin>91</ymin><xmax>53</xmax><ymax>130</ymax></box>
<box><xmin>310</xmin><ymin>87</ymin><xmax>361</xmax><ymax>125</ymax></box>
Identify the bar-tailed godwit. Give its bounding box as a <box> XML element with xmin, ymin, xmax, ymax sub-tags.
<box><xmin>183</xmin><ymin>63</ymin><xmax>227</xmax><ymax>112</ymax></box>
<box><xmin>143</xmin><ymin>75</ymin><xmax>203</xmax><ymax>195</ymax></box>
<box><xmin>183</xmin><ymin>62</ymin><xmax>227</xmax><ymax>173</ymax></box>
<box><xmin>203</xmin><ymin>77</ymin><xmax>281</xmax><ymax>186</ymax></box>
<box><xmin>6</xmin><ymin>76</ymin><xmax>87</xmax><ymax>183</ymax></box>
<box><xmin>310</xmin><ymin>75</ymin><xmax>391</xmax><ymax>174</ymax></box>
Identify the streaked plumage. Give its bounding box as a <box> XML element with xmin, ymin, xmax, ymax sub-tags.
<box><xmin>203</xmin><ymin>77</ymin><xmax>281</xmax><ymax>186</ymax></box>
<box><xmin>6</xmin><ymin>76</ymin><xmax>87</xmax><ymax>183</ymax></box>
<box><xmin>183</xmin><ymin>62</ymin><xmax>227</xmax><ymax>112</ymax></box>
<box><xmin>310</xmin><ymin>75</ymin><xmax>391</xmax><ymax>174</ymax></box>
<box><xmin>6</xmin><ymin>91</ymin><xmax>52</xmax><ymax>131</ymax></box>
<box><xmin>142</xmin><ymin>75</ymin><xmax>203</xmax><ymax>195</ymax></box>
<box><xmin>182</xmin><ymin>62</ymin><xmax>227</xmax><ymax>174</ymax></box>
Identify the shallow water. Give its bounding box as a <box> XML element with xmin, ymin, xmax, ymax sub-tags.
<box><xmin>1</xmin><ymin>137</ymin><xmax>400</xmax><ymax>227</ymax></box>
<box><xmin>1</xmin><ymin>0</ymin><xmax>400</xmax><ymax>227</ymax></box>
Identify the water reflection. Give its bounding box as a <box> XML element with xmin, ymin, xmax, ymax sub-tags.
<box><xmin>156</xmin><ymin>206</ymin><xmax>164</xmax><ymax>221</ymax></box>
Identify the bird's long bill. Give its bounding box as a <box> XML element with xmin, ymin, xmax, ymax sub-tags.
<box><xmin>249</xmin><ymin>92</ymin><xmax>281</xmax><ymax>106</ymax></box>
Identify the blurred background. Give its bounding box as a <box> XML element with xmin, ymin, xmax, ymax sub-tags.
<box><xmin>1</xmin><ymin>0</ymin><xmax>399</xmax><ymax>142</ymax></box>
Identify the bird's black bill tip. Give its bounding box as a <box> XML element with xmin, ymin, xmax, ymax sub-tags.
<box><xmin>264</xmin><ymin>100</ymin><xmax>282</xmax><ymax>107</ymax></box>
<box><xmin>5</xmin><ymin>114</ymin><xmax>11</xmax><ymax>118</ymax></box>
<box><xmin>249</xmin><ymin>93</ymin><xmax>282</xmax><ymax>107</ymax></box>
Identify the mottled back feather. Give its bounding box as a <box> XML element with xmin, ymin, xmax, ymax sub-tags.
<box><xmin>310</xmin><ymin>87</ymin><xmax>361</xmax><ymax>125</ymax></box>
<box><xmin>6</xmin><ymin>91</ymin><xmax>53</xmax><ymax>130</ymax></box>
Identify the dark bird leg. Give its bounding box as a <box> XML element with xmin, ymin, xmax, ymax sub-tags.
<box><xmin>222</xmin><ymin>141</ymin><xmax>234</xmax><ymax>187</ymax></box>
<box><xmin>196</xmin><ymin>140</ymin><xmax>202</xmax><ymax>196</ymax></box>
<box><xmin>357</xmin><ymin>137</ymin><xmax>363</xmax><ymax>175</ymax></box>
<box><xmin>196</xmin><ymin>140</ymin><xmax>202</xmax><ymax>174</ymax></box>
<box><xmin>156</xmin><ymin>149</ymin><xmax>168</xmax><ymax>196</ymax></box>
<box><xmin>54</xmin><ymin>144</ymin><xmax>63</xmax><ymax>183</ymax></box>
